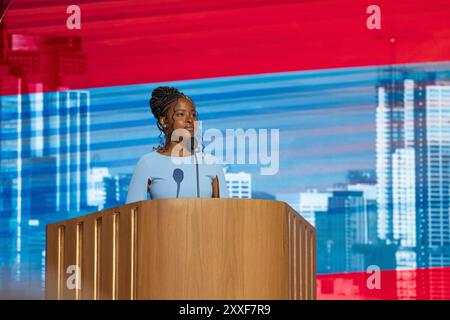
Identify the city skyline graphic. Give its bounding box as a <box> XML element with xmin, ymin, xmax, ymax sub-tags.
<box><xmin>2</xmin><ymin>0</ymin><xmax>450</xmax><ymax>300</ymax></box>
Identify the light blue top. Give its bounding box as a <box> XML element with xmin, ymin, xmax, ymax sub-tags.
<box><xmin>126</xmin><ymin>150</ymin><xmax>229</xmax><ymax>203</ymax></box>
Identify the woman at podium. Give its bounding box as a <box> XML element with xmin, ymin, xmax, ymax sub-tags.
<box><xmin>126</xmin><ymin>86</ymin><xmax>229</xmax><ymax>203</ymax></box>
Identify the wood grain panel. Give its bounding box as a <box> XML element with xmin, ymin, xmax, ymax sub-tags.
<box><xmin>286</xmin><ymin>204</ymin><xmax>316</xmax><ymax>300</ymax></box>
<box><xmin>57</xmin><ymin>225</ymin><xmax>65</xmax><ymax>299</ymax></box>
<box><xmin>46</xmin><ymin>199</ymin><xmax>316</xmax><ymax>300</ymax></box>
<box><xmin>61</xmin><ymin>220</ymin><xmax>78</xmax><ymax>300</ymax></box>
<box><xmin>45</xmin><ymin>224</ymin><xmax>59</xmax><ymax>300</ymax></box>
<box><xmin>99</xmin><ymin>211</ymin><xmax>116</xmax><ymax>300</ymax></box>
<box><xmin>288</xmin><ymin>213</ymin><xmax>294</xmax><ymax>299</ymax></box>
<box><xmin>305</xmin><ymin>224</ymin><xmax>311</xmax><ymax>299</ymax></box>
<box><xmin>117</xmin><ymin>206</ymin><xmax>137</xmax><ymax>300</ymax></box>
<box><xmin>137</xmin><ymin>199</ymin><xmax>289</xmax><ymax>299</ymax></box>
<box><xmin>81</xmin><ymin>216</ymin><xmax>96</xmax><ymax>300</ymax></box>
<box><xmin>311</xmin><ymin>228</ymin><xmax>317</xmax><ymax>299</ymax></box>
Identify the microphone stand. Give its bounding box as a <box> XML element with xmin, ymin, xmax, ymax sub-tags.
<box><xmin>191</xmin><ymin>136</ymin><xmax>200</xmax><ymax>198</ymax></box>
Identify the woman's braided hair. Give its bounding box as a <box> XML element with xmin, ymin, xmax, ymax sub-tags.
<box><xmin>149</xmin><ymin>86</ymin><xmax>198</xmax><ymax>152</ymax></box>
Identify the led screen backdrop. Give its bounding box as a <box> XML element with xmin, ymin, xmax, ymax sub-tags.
<box><xmin>1</xmin><ymin>0</ymin><xmax>450</xmax><ymax>299</ymax></box>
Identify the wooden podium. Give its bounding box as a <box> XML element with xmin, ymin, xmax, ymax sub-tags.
<box><xmin>45</xmin><ymin>199</ymin><xmax>316</xmax><ymax>300</ymax></box>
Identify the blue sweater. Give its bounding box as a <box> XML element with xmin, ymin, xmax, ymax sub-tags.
<box><xmin>126</xmin><ymin>150</ymin><xmax>229</xmax><ymax>203</ymax></box>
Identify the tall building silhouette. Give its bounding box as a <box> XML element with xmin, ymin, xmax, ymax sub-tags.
<box><xmin>225</xmin><ymin>172</ymin><xmax>251</xmax><ymax>198</ymax></box>
<box><xmin>316</xmin><ymin>190</ymin><xmax>367</xmax><ymax>274</ymax></box>
<box><xmin>0</xmin><ymin>11</ymin><xmax>90</xmax><ymax>294</ymax></box>
<box><xmin>104</xmin><ymin>173</ymin><xmax>132</xmax><ymax>209</ymax></box>
<box><xmin>346</xmin><ymin>170</ymin><xmax>378</xmax><ymax>245</ymax></box>
<box><xmin>347</xmin><ymin>170</ymin><xmax>377</xmax><ymax>185</ymax></box>
<box><xmin>0</xmin><ymin>74</ymin><xmax>21</xmax><ymax>221</ymax></box>
<box><xmin>376</xmin><ymin>70</ymin><xmax>450</xmax><ymax>298</ymax></box>
<box><xmin>44</xmin><ymin>90</ymin><xmax>91</xmax><ymax>214</ymax></box>
<box><xmin>299</xmin><ymin>189</ymin><xmax>331</xmax><ymax>227</ymax></box>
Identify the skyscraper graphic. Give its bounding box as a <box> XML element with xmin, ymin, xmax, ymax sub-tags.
<box><xmin>0</xmin><ymin>73</ymin><xmax>22</xmax><ymax>275</ymax></box>
<box><xmin>0</xmin><ymin>74</ymin><xmax>21</xmax><ymax>222</ymax></box>
<box><xmin>103</xmin><ymin>173</ymin><xmax>132</xmax><ymax>209</ymax></box>
<box><xmin>346</xmin><ymin>170</ymin><xmax>378</xmax><ymax>245</ymax></box>
<box><xmin>86</xmin><ymin>168</ymin><xmax>132</xmax><ymax>211</ymax></box>
<box><xmin>376</xmin><ymin>71</ymin><xmax>450</xmax><ymax>298</ymax></box>
<box><xmin>316</xmin><ymin>190</ymin><xmax>367</xmax><ymax>274</ymax></box>
<box><xmin>392</xmin><ymin>148</ymin><xmax>416</xmax><ymax>248</ymax></box>
<box><xmin>316</xmin><ymin>186</ymin><xmax>398</xmax><ymax>299</ymax></box>
<box><xmin>347</xmin><ymin>170</ymin><xmax>377</xmax><ymax>185</ymax></box>
<box><xmin>87</xmin><ymin>167</ymin><xmax>110</xmax><ymax>210</ymax></box>
<box><xmin>44</xmin><ymin>90</ymin><xmax>91</xmax><ymax>215</ymax></box>
<box><xmin>421</xmin><ymin>83</ymin><xmax>450</xmax><ymax>299</ymax></box>
<box><xmin>376</xmin><ymin>80</ymin><xmax>404</xmax><ymax>242</ymax></box>
<box><xmin>299</xmin><ymin>189</ymin><xmax>331</xmax><ymax>227</ymax></box>
<box><xmin>225</xmin><ymin>172</ymin><xmax>251</xmax><ymax>198</ymax></box>
<box><xmin>0</xmin><ymin>10</ymin><xmax>90</xmax><ymax>295</ymax></box>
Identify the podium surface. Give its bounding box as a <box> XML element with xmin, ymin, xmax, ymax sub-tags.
<box><xmin>46</xmin><ymin>199</ymin><xmax>316</xmax><ymax>299</ymax></box>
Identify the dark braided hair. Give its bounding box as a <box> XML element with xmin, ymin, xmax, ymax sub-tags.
<box><xmin>149</xmin><ymin>86</ymin><xmax>198</xmax><ymax>152</ymax></box>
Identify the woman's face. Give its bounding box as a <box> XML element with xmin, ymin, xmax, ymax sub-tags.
<box><xmin>160</xmin><ymin>97</ymin><xmax>197</xmax><ymax>137</ymax></box>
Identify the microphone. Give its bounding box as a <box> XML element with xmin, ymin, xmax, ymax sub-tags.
<box><xmin>172</xmin><ymin>168</ymin><xmax>184</xmax><ymax>198</ymax></box>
